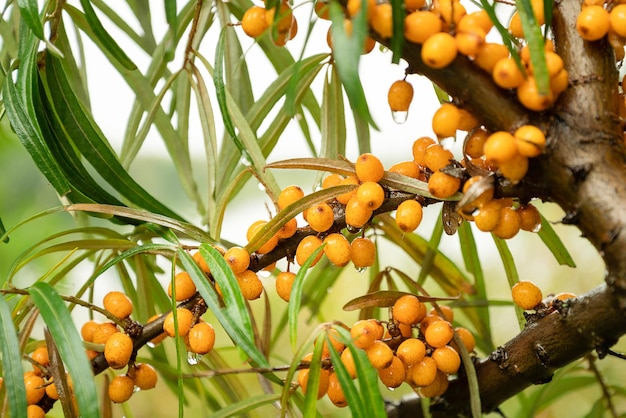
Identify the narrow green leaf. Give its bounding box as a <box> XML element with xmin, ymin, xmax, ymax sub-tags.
<box><xmin>210</xmin><ymin>393</ymin><xmax>282</xmax><ymax>418</ymax></box>
<box><xmin>354</xmin><ymin>110</ymin><xmax>371</xmax><ymax>155</ymax></box>
<box><xmin>165</xmin><ymin>0</ymin><xmax>177</xmax><ymax>29</ymax></box>
<box><xmin>302</xmin><ymin>334</ymin><xmax>326</xmax><ymax>416</ymax></box>
<box><xmin>17</xmin><ymin>0</ymin><xmax>44</xmax><ymax>39</ymax></box>
<box><xmin>537</xmin><ymin>214</ymin><xmax>576</xmax><ymax>267</ymax></box>
<box><xmin>492</xmin><ymin>235</ymin><xmax>525</xmax><ymax>330</ymax></box>
<box><xmin>0</xmin><ymin>216</ymin><xmax>8</xmax><ymax>243</ymax></box>
<box><xmin>390</xmin><ymin>0</ymin><xmax>404</xmax><ymax>63</ymax></box>
<box><xmin>78</xmin><ymin>0</ymin><xmax>137</xmax><ymax>70</ymax></box>
<box><xmin>289</xmin><ymin>245</ymin><xmax>326</xmax><ymax>351</ymax></box>
<box><xmin>29</xmin><ymin>282</ymin><xmax>100</xmax><ymax>417</ymax></box>
<box><xmin>477</xmin><ymin>0</ymin><xmax>519</xmax><ymax>58</ymax></box>
<box><xmin>0</xmin><ymin>294</ymin><xmax>27</xmax><ymax>418</ymax></box>
<box><xmin>515</xmin><ymin>0</ymin><xmax>549</xmax><ymax>95</ymax></box>
<box><xmin>320</xmin><ymin>64</ymin><xmax>346</xmax><ymax>159</ymax></box>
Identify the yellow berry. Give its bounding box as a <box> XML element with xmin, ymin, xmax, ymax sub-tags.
<box><xmin>517</xmin><ymin>77</ymin><xmax>555</xmax><ymax>111</ymax></box>
<box><xmin>237</xmin><ymin>269</ymin><xmax>264</xmax><ymax>300</ymax></box>
<box><xmin>432</xmin><ymin>103</ymin><xmax>461</xmax><ymax>139</ymax></box>
<box><xmin>275</xmin><ymin>271</ymin><xmax>296</xmax><ymax>301</ymax></box>
<box><xmin>395</xmin><ymin>199</ymin><xmax>424</xmax><ymax>233</ymax></box>
<box><xmin>323</xmin><ymin>233</ymin><xmax>352</xmax><ymax>267</ymax></box>
<box><xmin>296</xmin><ymin>235</ymin><xmax>324</xmax><ymax>267</ymax></box>
<box><xmin>512</xmin><ymin>280</ymin><xmax>543</xmax><ymax>310</ymax></box>
<box><xmin>576</xmin><ymin>5</ymin><xmax>610</xmax><ymax>41</ymax></box>
<box><xmin>365</xmin><ymin>340</ymin><xmax>394</xmax><ymax>369</ymax></box>
<box><xmin>610</xmin><ymin>5</ymin><xmax>626</xmax><ymax>37</ymax></box>
<box><xmin>421</xmin><ymin>32</ymin><xmax>458</xmax><ymax>69</ymax></box>
<box><xmin>188</xmin><ymin>322</ymin><xmax>216</xmax><ymax>354</ymax></box>
<box><xmin>434</xmin><ymin>0</ymin><xmax>466</xmax><ymax>25</ymax></box>
<box><xmin>168</xmin><ymin>271</ymin><xmax>197</xmax><ymax>301</ymax></box>
<box><xmin>458</xmin><ymin>9</ymin><xmax>493</xmax><ymax>34</ymax></box>
<box><xmin>350</xmin><ymin>237</ymin><xmax>376</xmax><ymax>268</ymax></box>
<box><xmin>278</xmin><ymin>185</ymin><xmax>305</xmax><ymax>210</ymax></box>
<box><xmin>428</xmin><ymin>170</ymin><xmax>461</xmax><ymax>199</ymax></box>
<box><xmin>223</xmin><ymin>247</ymin><xmax>250</xmax><ymax>274</ymax></box>
<box><xmin>370</xmin><ymin>3</ymin><xmax>393</xmax><ymax>38</ymax></box>
<box><xmin>378</xmin><ymin>355</ymin><xmax>406</xmax><ymax>388</ymax></box>
<box><xmin>424</xmin><ymin>320</ymin><xmax>454</xmax><ymax>348</ymax></box>
<box><xmin>241</xmin><ymin>6</ymin><xmax>268</xmax><ymax>38</ymax></box>
<box><xmin>307</xmin><ymin>202</ymin><xmax>335</xmax><ymax>232</ymax></box>
<box><xmin>498</xmin><ymin>153</ymin><xmax>529</xmax><ymax>182</ymax></box>
<box><xmin>24</xmin><ymin>374</ymin><xmax>45</xmax><ymax>405</ymax></box>
<box><xmin>108</xmin><ymin>375</ymin><xmax>135</xmax><ymax>403</ymax></box>
<box><xmin>432</xmin><ymin>345</ymin><xmax>461</xmax><ymax>374</ymax></box>
<box><xmin>129</xmin><ymin>363</ymin><xmax>158</xmax><ymax>390</ymax></box>
<box><xmin>474</xmin><ymin>43</ymin><xmax>509</xmax><ymax>73</ymax></box>
<box><xmin>455</xmin><ymin>28</ymin><xmax>486</xmax><ymax>57</ymax></box>
<box><xmin>355</xmin><ymin>153</ymin><xmax>385</xmax><ymax>183</ymax></box>
<box><xmin>404</xmin><ymin>11</ymin><xmax>443</xmax><ymax>44</ymax></box>
<box><xmin>388</xmin><ymin>80</ymin><xmax>414</xmax><ymax>112</ymax></box>
<box><xmin>91</xmin><ymin>322</ymin><xmax>119</xmax><ymax>345</ymax></box>
<box><xmin>396</xmin><ymin>337</ymin><xmax>426</xmax><ymax>367</ymax></box>
<box><xmin>322</xmin><ymin>173</ymin><xmax>343</xmax><ymax>189</ymax></box>
<box><xmin>483</xmin><ymin>131</ymin><xmax>518</xmax><ymax>165</ymax></box>
<box><xmin>163</xmin><ymin>308</ymin><xmax>194</xmax><ymax>337</ymax></box>
<box><xmin>492</xmin><ymin>57</ymin><xmax>525</xmax><ymax>89</ymax></box>
<box><xmin>327</xmin><ymin>372</ymin><xmax>348</xmax><ymax>407</ymax></box>
<box><xmin>392</xmin><ymin>294</ymin><xmax>424</xmax><ymax>325</ymax></box>
<box><xmin>103</xmin><ymin>291</ymin><xmax>133</xmax><ymax>319</ymax></box>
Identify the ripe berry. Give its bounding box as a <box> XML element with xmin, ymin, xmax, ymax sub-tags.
<box><xmin>517</xmin><ymin>77</ymin><xmax>555</xmax><ymax>111</ymax></box>
<box><xmin>389</xmin><ymin>161</ymin><xmax>422</xmax><ymax>179</ymax></box>
<box><xmin>455</xmin><ymin>28</ymin><xmax>486</xmax><ymax>57</ymax></box>
<box><xmin>129</xmin><ymin>363</ymin><xmax>158</xmax><ymax>390</ymax></box>
<box><xmin>378</xmin><ymin>355</ymin><xmax>406</xmax><ymax>388</ymax></box>
<box><xmin>276</xmin><ymin>217</ymin><xmax>298</xmax><ymax>239</ymax></box>
<box><xmin>411</xmin><ymin>356</ymin><xmax>438</xmax><ymax>387</ymax></box>
<box><xmin>237</xmin><ymin>269</ymin><xmax>264</xmax><ymax>300</ymax></box>
<box><xmin>31</xmin><ymin>346</ymin><xmax>49</xmax><ymax>368</ymax></box>
<box><xmin>265</xmin><ymin>1</ymin><xmax>293</xmax><ymax>33</ymax></box>
<box><xmin>432</xmin><ymin>345</ymin><xmax>461</xmax><ymax>374</ymax></box>
<box><xmin>429</xmin><ymin>305</ymin><xmax>455</xmax><ymax>322</ymax></box>
<box><xmin>458</xmin><ymin>9</ymin><xmax>493</xmax><ymax>34</ymax></box>
<box><xmin>108</xmin><ymin>375</ymin><xmax>135</xmax><ymax>403</ymax></box>
<box><xmin>27</xmin><ymin>405</ymin><xmax>45</xmax><ymax>418</ymax></box>
<box><xmin>492</xmin><ymin>57</ymin><xmax>525</xmax><ymax>89</ymax></box>
<box><xmin>275</xmin><ymin>271</ymin><xmax>296</xmax><ymax>301</ymax></box>
<box><xmin>610</xmin><ymin>5</ymin><xmax>626</xmax><ymax>37</ymax></box>
<box><xmin>483</xmin><ymin>131</ymin><xmax>518</xmax><ymax>165</ymax></box>
<box><xmin>412</xmin><ymin>136</ymin><xmax>437</xmax><ymax>166</ymax></box>
<box><xmin>451</xmin><ymin>327</ymin><xmax>476</xmax><ymax>353</ymax></box>
<box><xmin>464</xmin><ymin>128</ymin><xmax>489</xmax><ymax>158</ymax></box>
<box><xmin>168</xmin><ymin>271</ymin><xmax>197</xmax><ymax>301</ymax></box>
<box><xmin>350</xmin><ymin>237</ymin><xmax>376</xmax><ymax>268</ymax></box>
<box><xmin>371</xmin><ymin>3</ymin><xmax>393</xmax><ymax>38</ymax></box>
<box><xmin>350</xmin><ymin>319</ymin><xmax>380</xmax><ymax>349</ymax></box>
<box><xmin>103</xmin><ymin>291</ymin><xmax>133</xmax><ymax>319</ymax></box>
<box><xmin>424</xmin><ymin>144</ymin><xmax>454</xmax><ymax>172</ymax></box>
<box><xmin>462</xmin><ymin>175</ymin><xmax>494</xmax><ymax>209</ymax></box>
<box><xmin>514</xmin><ymin>125</ymin><xmax>546</xmax><ymax>158</ymax></box>
<box><xmin>396</xmin><ymin>337</ymin><xmax>426</xmax><ymax>367</ymax></box>
<box><xmin>327</xmin><ymin>372</ymin><xmax>348</xmax><ymax>407</ymax></box>
<box><xmin>91</xmin><ymin>322</ymin><xmax>119</xmax><ymax>345</ymax></box>
<box><xmin>365</xmin><ymin>340</ymin><xmax>394</xmax><ymax>369</ymax></box>
<box><xmin>278</xmin><ymin>185</ymin><xmax>305</xmax><ymax>210</ymax></box>
<box><xmin>419</xmin><ymin>370</ymin><xmax>449</xmax><ymax>397</ymax></box>
<box><xmin>163</xmin><ymin>308</ymin><xmax>194</xmax><ymax>337</ymax></box>
<box><xmin>241</xmin><ymin>6</ymin><xmax>268</xmax><ymax>38</ymax></box>
<box><xmin>192</xmin><ymin>251</ymin><xmax>211</xmax><ymax>274</ymax></box>
<box><xmin>322</xmin><ymin>173</ymin><xmax>343</xmax><ymax>189</ymax></box>
<box><xmin>387</xmin><ymin>80</ymin><xmax>414</xmax><ymax>112</ymax></box>
<box><xmin>421</xmin><ymin>32</ymin><xmax>458</xmax><ymax>69</ymax></box>
<box><xmin>324</xmin><ymin>233</ymin><xmax>352</xmax><ymax>267</ymax></box>
<box><xmin>395</xmin><ymin>199</ymin><xmax>424</xmax><ymax>233</ymax></box>
<box><xmin>355</xmin><ymin>153</ymin><xmax>385</xmax><ymax>183</ymax></box>
<box><xmin>188</xmin><ymin>322</ymin><xmax>216</xmax><ymax>354</ymax></box>
<box><xmin>340</xmin><ymin>347</ymin><xmax>358</xmax><ymax>378</ymax></box>
<box><xmin>424</xmin><ymin>320</ymin><xmax>454</xmax><ymax>348</ymax></box>
<box><xmin>492</xmin><ymin>206</ymin><xmax>521</xmax><ymax>239</ymax></box>
<box><xmin>474</xmin><ymin>43</ymin><xmax>509</xmax><ymax>73</ymax></box>
<box><xmin>356</xmin><ymin>181</ymin><xmax>385</xmax><ymax>210</ymax></box>
<box><xmin>432</xmin><ymin>103</ymin><xmax>461</xmax><ymax>139</ymax></box>
<box><xmin>434</xmin><ymin>0</ymin><xmax>466</xmax><ymax>25</ymax></box>
<box><xmin>247</xmin><ymin>221</ymin><xmax>279</xmax><ymax>254</ymax></box>
<box><xmin>336</xmin><ymin>175</ymin><xmax>360</xmax><ymax>205</ymax></box>
<box><xmin>512</xmin><ymin>280</ymin><xmax>543</xmax><ymax>310</ymax></box>
<box><xmin>428</xmin><ymin>170</ymin><xmax>461</xmax><ymax>199</ymax></box>
<box><xmin>297</xmin><ymin>364</ymin><xmax>330</xmax><ymax>399</ymax></box>
<box><xmin>457</xmin><ymin>108</ymin><xmax>480</xmax><ymax>132</ymax></box>
<box><xmin>576</xmin><ymin>5</ymin><xmax>610</xmax><ymax>41</ymax></box>
<box><xmin>404</xmin><ymin>11</ymin><xmax>442</xmax><ymax>44</ymax></box>
<box><xmin>473</xmin><ymin>199</ymin><xmax>502</xmax><ymax>232</ymax></box>
<box><xmin>24</xmin><ymin>374</ymin><xmax>45</xmax><ymax>404</ymax></box>
<box><xmin>81</xmin><ymin>320</ymin><xmax>99</xmax><ymax>342</ymax></box>
<box><xmin>223</xmin><ymin>246</ymin><xmax>250</xmax><ymax>274</ymax></box>
<box><xmin>105</xmin><ymin>332</ymin><xmax>134</xmax><ymax>369</ymax></box>
<box><xmin>307</xmin><ymin>202</ymin><xmax>335</xmax><ymax>232</ymax></box>
<box><xmin>498</xmin><ymin>153</ymin><xmax>529</xmax><ymax>182</ymax></box>
<box><xmin>296</xmin><ymin>235</ymin><xmax>324</xmax><ymax>267</ymax></box>
<box><xmin>518</xmin><ymin>203</ymin><xmax>542</xmax><ymax>232</ymax></box>
<box><xmin>392</xmin><ymin>294</ymin><xmax>424</xmax><ymax>325</ymax></box>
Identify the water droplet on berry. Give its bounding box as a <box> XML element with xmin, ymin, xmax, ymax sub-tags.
<box><xmin>531</xmin><ymin>223</ymin><xmax>542</xmax><ymax>233</ymax></box>
<box><xmin>355</xmin><ymin>267</ymin><xmax>368</xmax><ymax>273</ymax></box>
<box><xmin>391</xmin><ymin>110</ymin><xmax>409</xmax><ymax>124</ymax></box>
<box><xmin>258</xmin><ymin>269</ymin><xmax>271</xmax><ymax>278</ymax></box>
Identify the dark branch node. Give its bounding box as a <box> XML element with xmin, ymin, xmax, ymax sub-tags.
<box><xmin>489</xmin><ymin>347</ymin><xmax>509</xmax><ymax>370</ymax></box>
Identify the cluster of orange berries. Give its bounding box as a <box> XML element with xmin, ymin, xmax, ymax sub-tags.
<box><xmin>297</xmin><ymin>295</ymin><xmax>475</xmax><ymax>405</ymax></box>
<box><xmin>576</xmin><ymin>0</ymin><xmax>626</xmax><ymax>59</ymax></box>
<box><xmin>241</xmin><ymin>0</ymin><xmax>298</xmax><ymax>46</ymax></box>
<box><xmin>512</xmin><ymin>280</ymin><xmax>577</xmax><ymax>312</ymax></box>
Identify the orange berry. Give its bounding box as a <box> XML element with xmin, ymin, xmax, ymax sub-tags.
<box><xmin>356</xmin><ymin>181</ymin><xmax>385</xmax><ymax>210</ymax></box>
<box><xmin>103</xmin><ymin>291</ymin><xmax>133</xmax><ymax>319</ymax></box>
<box><xmin>81</xmin><ymin>320</ymin><xmax>99</xmax><ymax>342</ymax></box>
<box><xmin>550</xmin><ymin>68</ymin><xmax>569</xmax><ymax>96</ymax></box>
<box><xmin>347</xmin><ymin>0</ymin><xmax>376</xmax><ymax>19</ymax></box>
<box><xmin>424</xmin><ymin>320</ymin><xmax>454</xmax><ymax>348</ymax></box>
<box><xmin>278</xmin><ymin>185</ymin><xmax>305</xmax><ymax>210</ymax></box>
<box><xmin>455</xmin><ymin>28</ymin><xmax>486</xmax><ymax>57</ymax></box>
<box><xmin>610</xmin><ymin>5</ymin><xmax>626</xmax><ymax>37</ymax></box>
<box><xmin>223</xmin><ymin>246</ymin><xmax>250</xmax><ymax>274</ymax></box>
<box><xmin>554</xmin><ymin>292</ymin><xmax>577</xmax><ymax>302</ymax></box>
<box><xmin>483</xmin><ymin>131</ymin><xmax>518</xmax><ymax>165</ymax></box>
<box><xmin>275</xmin><ymin>217</ymin><xmax>298</xmax><ymax>239</ymax></box>
<box><xmin>412</xmin><ymin>136</ymin><xmax>437</xmax><ymax>166</ymax></box>
<box><xmin>192</xmin><ymin>251</ymin><xmax>211</xmax><ymax>274</ymax></box>
<box><xmin>419</xmin><ymin>370</ymin><xmax>449</xmax><ymax>397</ymax></box>
<box><xmin>389</xmin><ymin>161</ymin><xmax>422</xmax><ymax>179</ymax></box>
<box><xmin>388</xmin><ymin>80</ymin><xmax>414</xmax><ymax>112</ymax></box>
<box><xmin>247</xmin><ymin>221</ymin><xmax>280</xmax><ymax>254</ymax></box>
<box><xmin>168</xmin><ymin>271</ymin><xmax>197</xmax><ymax>301</ymax></box>
<box><xmin>411</xmin><ymin>356</ymin><xmax>438</xmax><ymax>387</ymax></box>
<box><xmin>108</xmin><ymin>375</ymin><xmax>135</xmax><ymax>403</ymax></box>
<box><xmin>371</xmin><ymin>3</ymin><xmax>393</xmax><ymax>38</ymax></box>
<box><xmin>265</xmin><ymin>1</ymin><xmax>293</xmax><ymax>33</ymax></box>
<box><xmin>350</xmin><ymin>236</ymin><xmax>376</xmax><ymax>268</ymax></box>
<box><xmin>322</xmin><ymin>173</ymin><xmax>343</xmax><ymax>189</ymax></box>
<box><xmin>451</xmin><ymin>327</ymin><xmax>476</xmax><ymax>353</ymax></box>
<box><xmin>237</xmin><ymin>269</ymin><xmax>264</xmax><ymax>300</ymax></box>
<box><xmin>188</xmin><ymin>322</ymin><xmax>216</xmax><ymax>354</ymax></box>
<box><xmin>576</xmin><ymin>5</ymin><xmax>610</xmax><ymax>41</ymax></box>
<box><xmin>327</xmin><ymin>372</ymin><xmax>348</xmax><ymax>407</ymax></box>
<box><xmin>432</xmin><ymin>345</ymin><xmax>461</xmax><ymax>374</ymax></box>
<box><xmin>464</xmin><ymin>128</ymin><xmax>489</xmax><ymax>158</ymax></box>
<box><xmin>392</xmin><ymin>294</ymin><xmax>424</xmax><ymax>325</ymax></box>
<box><xmin>512</xmin><ymin>280</ymin><xmax>543</xmax><ymax>310</ymax></box>
<box><xmin>345</xmin><ymin>196</ymin><xmax>373</xmax><ymax>229</ymax></box>
<box><xmin>241</xmin><ymin>6</ymin><xmax>268</xmax><ymax>38</ymax></box>
<box><xmin>365</xmin><ymin>340</ymin><xmax>394</xmax><ymax>369</ymax></box>
<box><xmin>508</xmin><ymin>12</ymin><xmax>524</xmax><ymax>38</ymax></box>
<box><xmin>474</xmin><ymin>43</ymin><xmax>509</xmax><ymax>73</ymax></box>
<box><xmin>24</xmin><ymin>374</ymin><xmax>45</xmax><ymax>405</ymax></box>
<box><xmin>474</xmin><ymin>199</ymin><xmax>502</xmax><ymax>232</ymax></box>
<box><xmin>434</xmin><ymin>0</ymin><xmax>466</xmax><ymax>25</ymax></box>
<box><xmin>275</xmin><ymin>271</ymin><xmax>296</xmax><ymax>301</ymax></box>
<box><xmin>405</xmin><ymin>0</ymin><xmax>426</xmax><ymax>11</ymax></box>
<box><xmin>323</xmin><ymin>233</ymin><xmax>352</xmax><ymax>267</ymax></box>
<box><xmin>492</xmin><ymin>57</ymin><xmax>525</xmax><ymax>89</ymax></box>
<box><xmin>336</xmin><ymin>175</ymin><xmax>360</xmax><ymax>205</ymax></box>
<box><xmin>91</xmin><ymin>322</ymin><xmax>119</xmax><ymax>345</ymax></box>
<box><xmin>424</xmin><ymin>144</ymin><xmax>454</xmax><ymax>172</ymax></box>
<box><xmin>397</xmin><ymin>337</ymin><xmax>426</xmax><ymax>367</ymax></box>
<box><xmin>104</xmin><ymin>332</ymin><xmax>134</xmax><ymax>369</ymax></box>
<box><xmin>129</xmin><ymin>363</ymin><xmax>158</xmax><ymax>390</ymax></box>
<box><xmin>298</xmin><ymin>362</ymin><xmax>330</xmax><ymax>399</ymax></box>
<box><xmin>462</xmin><ymin>175</ymin><xmax>494</xmax><ymax>209</ymax></box>
<box><xmin>404</xmin><ymin>11</ymin><xmax>443</xmax><ymax>44</ymax></box>
<box><xmin>514</xmin><ymin>125</ymin><xmax>546</xmax><ymax>158</ymax></box>
<box><xmin>296</xmin><ymin>235</ymin><xmax>324</xmax><ymax>267</ymax></box>
<box><xmin>307</xmin><ymin>202</ymin><xmax>335</xmax><ymax>232</ymax></box>
<box><xmin>457</xmin><ymin>108</ymin><xmax>480</xmax><ymax>132</ymax></box>
<box><xmin>395</xmin><ymin>199</ymin><xmax>424</xmax><ymax>233</ymax></box>
<box><xmin>429</xmin><ymin>305</ymin><xmax>455</xmax><ymax>322</ymax></box>
<box><xmin>378</xmin><ymin>355</ymin><xmax>406</xmax><ymax>388</ymax></box>
<box><xmin>350</xmin><ymin>319</ymin><xmax>379</xmax><ymax>349</ymax></box>
<box><xmin>432</xmin><ymin>103</ymin><xmax>461</xmax><ymax>139</ymax></box>
<box><xmin>428</xmin><ymin>170</ymin><xmax>461</xmax><ymax>198</ymax></box>
<box><xmin>422</xmin><ymin>32</ymin><xmax>458</xmax><ymax>69</ymax></box>
<box><xmin>499</xmin><ymin>153</ymin><xmax>529</xmax><ymax>182</ymax></box>
<box><xmin>518</xmin><ymin>203</ymin><xmax>542</xmax><ymax>232</ymax></box>
<box><xmin>355</xmin><ymin>153</ymin><xmax>385</xmax><ymax>183</ymax></box>
<box><xmin>31</xmin><ymin>346</ymin><xmax>49</xmax><ymax>367</ymax></box>
<box><xmin>163</xmin><ymin>308</ymin><xmax>194</xmax><ymax>337</ymax></box>
<box><xmin>517</xmin><ymin>77</ymin><xmax>555</xmax><ymax>111</ymax></box>
<box><xmin>314</xmin><ymin>0</ymin><xmax>330</xmax><ymax>19</ymax></box>
<box><xmin>27</xmin><ymin>405</ymin><xmax>46</xmax><ymax>418</ymax></box>
<box><xmin>341</xmin><ymin>347</ymin><xmax>358</xmax><ymax>378</ymax></box>
<box><xmin>492</xmin><ymin>206</ymin><xmax>521</xmax><ymax>239</ymax></box>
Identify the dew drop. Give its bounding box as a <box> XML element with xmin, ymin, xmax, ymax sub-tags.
<box><xmin>386</xmin><ymin>386</ymin><xmax>396</xmax><ymax>392</ymax></box>
<box><xmin>146</xmin><ymin>342</ymin><xmax>156</xmax><ymax>349</ymax></box>
<box><xmin>346</xmin><ymin>224</ymin><xmax>361</xmax><ymax>234</ymax></box>
<box><xmin>133</xmin><ymin>385</ymin><xmax>141</xmax><ymax>393</ymax></box>
<box><xmin>391</xmin><ymin>110</ymin><xmax>409</xmax><ymax>124</ymax></box>
<box><xmin>257</xmin><ymin>183</ymin><xmax>266</xmax><ymax>192</ymax></box>
<box><xmin>187</xmin><ymin>351</ymin><xmax>201</xmax><ymax>365</ymax></box>
<box><xmin>531</xmin><ymin>223</ymin><xmax>542</xmax><ymax>233</ymax></box>
<box><xmin>258</xmin><ymin>269</ymin><xmax>272</xmax><ymax>278</ymax></box>
<box><xmin>239</xmin><ymin>155</ymin><xmax>252</xmax><ymax>167</ymax></box>
<box><xmin>355</xmin><ymin>267</ymin><xmax>368</xmax><ymax>274</ymax></box>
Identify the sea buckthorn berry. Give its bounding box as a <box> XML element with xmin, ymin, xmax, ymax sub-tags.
<box><xmin>223</xmin><ymin>246</ymin><xmax>250</xmax><ymax>274</ymax></box>
<box><xmin>355</xmin><ymin>153</ymin><xmax>385</xmax><ymax>183</ymax></box>
<box><xmin>412</xmin><ymin>136</ymin><xmax>437</xmax><ymax>165</ymax></box>
<box><xmin>108</xmin><ymin>375</ymin><xmax>135</xmax><ymax>403</ymax></box>
<box><xmin>483</xmin><ymin>131</ymin><xmax>518</xmax><ymax>165</ymax></box>
<box><xmin>424</xmin><ymin>144</ymin><xmax>454</xmax><ymax>172</ymax></box>
<box><xmin>422</xmin><ymin>32</ymin><xmax>458</xmax><ymax>69</ymax></box>
<box><xmin>350</xmin><ymin>236</ymin><xmax>376</xmax><ymax>268</ymax></box>
<box><xmin>92</xmin><ymin>322</ymin><xmax>119</xmax><ymax>345</ymax></box>
<box><xmin>508</xmin><ymin>12</ymin><xmax>524</xmax><ymax>38</ymax></box>
<box><xmin>458</xmin><ymin>9</ymin><xmax>493</xmax><ymax>34</ymax></box>
<box><xmin>433</xmin><ymin>0</ymin><xmax>466</xmax><ymax>25</ymax></box>
<box><xmin>404</xmin><ymin>11</ymin><xmax>443</xmax><ymax>44</ymax></box>
<box><xmin>356</xmin><ymin>181</ymin><xmax>385</xmax><ymax>210</ymax></box>
<box><xmin>395</xmin><ymin>199</ymin><xmax>424</xmax><ymax>233</ymax></box>
<box><xmin>428</xmin><ymin>170</ymin><xmax>461</xmax><ymax>199</ymax></box>
<box><xmin>168</xmin><ymin>271</ymin><xmax>197</xmax><ymax>301</ymax></box>
<box><xmin>365</xmin><ymin>340</ymin><xmax>394</xmax><ymax>369</ymax></box>
<box><xmin>336</xmin><ymin>175</ymin><xmax>360</xmax><ymax>205</ymax></box>
<box><xmin>327</xmin><ymin>372</ymin><xmax>348</xmax><ymax>407</ymax></box>
<box><xmin>128</xmin><ymin>363</ymin><xmax>158</xmax><ymax>390</ymax></box>
<box><xmin>457</xmin><ymin>108</ymin><xmax>480</xmax><ymax>132</ymax></box>
<box><xmin>247</xmin><ymin>221</ymin><xmax>280</xmax><ymax>254</ymax></box>
<box><xmin>529</xmin><ymin>51</ymin><xmax>564</xmax><ymax>79</ymax></box>
<box><xmin>81</xmin><ymin>320</ymin><xmax>99</xmax><ymax>342</ymax></box>
<box><xmin>452</xmin><ymin>327</ymin><xmax>476</xmax><ymax>353</ymax></box>
<box><xmin>493</xmin><ymin>57</ymin><xmax>525</xmax><ymax>89</ymax></box>
<box><xmin>350</xmin><ymin>319</ymin><xmax>379</xmax><ymax>349</ymax></box>
<box><xmin>27</xmin><ymin>405</ymin><xmax>46</xmax><ymax>418</ymax></box>
<box><xmin>265</xmin><ymin>1</ymin><xmax>293</xmax><ymax>32</ymax></box>
<box><xmin>103</xmin><ymin>291</ymin><xmax>133</xmax><ymax>319</ymax></box>
<box><xmin>512</xmin><ymin>280</ymin><xmax>543</xmax><ymax>310</ymax></box>
<box><xmin>347</xmin><ymin>0</ymin><xmax>376</xmax><ymax>19</ymax></box>
<box><xmin>298</xmin><ymin>364</ymin><xmax>330</xmax><ymax>399</ymax></box>
<box><xmin>473</xmin><ymin>199</ymin><xmax>502</xmax><ymax>232</ymax></box>
<box><xmin>341</xmin><ymin>348</ymin><xmax>358</xmax><ymax>378</ymax></box>
<box><xmin>31</xmin><ymin>346</ymin><xmax>49</xmax><ymax>367</ymax></box>
<box><xmin>324</xmin><ymin>233</ymin><xmax>352</xmax><ymax>267</ymax></box>
<box><xmin>499</xmin><ymin>153</ymin><xmax>529</xmax><ymax>182</ymax></box>
<box><xmin>550</xmin><ymin>68</ymin><xmax>569</xmax><ymax>96</ymax></box>
<box><xmin>474</xmin><ymin>43</ymin><xmax>509</xmax><ymax>73</ymax></box>
<box><xmin>405</xmin><ymin>0</ymin><xmax>426</xmax><ymax>11</ymax></box>
<box><xmin>388</xmin><ymin>79</ymin><xmax>414</xmax><ymax>112</ymax></box>
<box><xmin>275</xmin><ymin>271</ymin><xmax>296</xmax><ymax>301</ymax></box>
<box><xmin>278</xmin><ymin>185</ymin><xmax>305</xmax><ymax>210</ymax></box>
<box><xmin>276</xmin><ymin>217</ymin><xmax>298</xmax><ymax>239</ymax></box>
<box><xmin>371</xmin><ymin>3</ymin><xmax>393</xmax><ymax>38</ymax></box>
<box><xmin>611</xmin><ymin>5</ymin><xmax>626</xmax><ymax>37</ymax></box>
<box><xmin>237</xmin><ymin>269</ymin><xmax>264</xmax><ymax>300</ymax></box>
<box><xmin>390</xmin><ymin>161</ymin><xmax>422</xmax><ymax>179</ymax></box>
<box><xmin>425</xmin><ymin>320</ymin><xmax>454</xmax><ymax>348</ymax></box>
<box><xmin>411</xmin><ymin>356</ymin><xmax>438</xmax><ymax>387</ymax></box>
<box><xmin>307</xmin><ymin>202</ymin><xmax>335</xmax><ymax>232</ymax></box>
<box><xmin>24</xmin><ymin>374</ymin><xmax>45</xmax><ymax>404</ymax></box>
<box><xmin>188</xmin><ymin>322</ymin><xmax>216</xmax><ymax>354</ymax></box>
<box><xmin>104</xmin><ymin>332</ymin><xmax>134</xmax><ymax>369</ymax></box>
<box><xmin>397</xmin><ymin>337</ymin><xmax>426</xmax><ymax>366</ymax></box>
<box><xmin>464</xmin><ymin>128</ymin><xmax>489</xmax><ymax>158</ymax></box>
<box><xmin>392</xmin><ymin>294</ymin><xmax>424</xmax><ymax>325</ymax></box>
<box><xmin>514</xmin><ymin>125</ymin><xmax>546</xmax><ymax>158</ymax></box>
<box><xmin>378</xmin><ymin>355</ymin><xmax>406</xmax><ymax>388</ymax></box>
<box><xmin>492</xmin><ymin>206</ymin><xmax>522</xmax><ymax>239</ymax></box>
<box><xmin>576</xmin><ymin>5</ymin><xmax>610</xmax><ymax>41</ymax></box>
<box><xmin>192</xmin><ymin>251</ymin><xmax>211</xmax><ymax>274</ymax></box>
<box><xmin>419</xmin><ymin>370</ymin><xmax>449</xmax><ymax>397</ymax></box>
<box><xmin>455</xmin><ymin>28</ymin><xmax>486</xmax><ymax>57</ymax></box>
<box><xmin>518</xmin><ymin>203</ymin><xmax>542</xmax><ymax>232</ymax></box>
<box><xmin>432</xmin><ymin>345</ymin><xmax>461</xmax><ymax>374</ymax></box>
<box><xmin>432</xmin><ymin>103</ymin><xmax>461</xmax><ymax>139</ymax></box>
<box><xmin>517</xmin><ymin>77</ymin><xmax>555</xmax><ymax>111</ymax></box>
<box><xmin>554</xmin><ymin>292</ymin><xmax>577</xmax><ymax>301</ymax></box>
<box><xmin>163</xmin><ymin>308</ymin><xmax>194</xmax><ymax>337</ymax></box>
<box><xmin>429</xmin><ymin>305</ymin><xmax>454</xmax><ymax>322</ymax></box>
<box><xmin>320</xmin><ymin>328</ymin><xmax>346</xmax><ymax>358</ymax></box>
<box><xmin>322</xmin><ymin>173</ymin><xmax>343</xmax><ymax>189</ymax></box>
<box><xmin>241</xmin><ymin>6</ymin><xmax>268</xmax><ymax>38</ymax></box>
<box><xmin>147</xmin><ymin>314</ymin><xmax>167</xmax><ymax>345</ymax></box>
<box><xmin>45</xmin><ymin>378</ymin><xmax>60</xmax><ymax>400</ymax></box>
<box><xmin>296</xmin><ymin>235</ymin><xmax>324</xmax><ymax>267</ymax></box>
<box><xmin>462</xmin><ymin>175</ymin><xmax>494</xmax><ymax>209</ymax></box>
